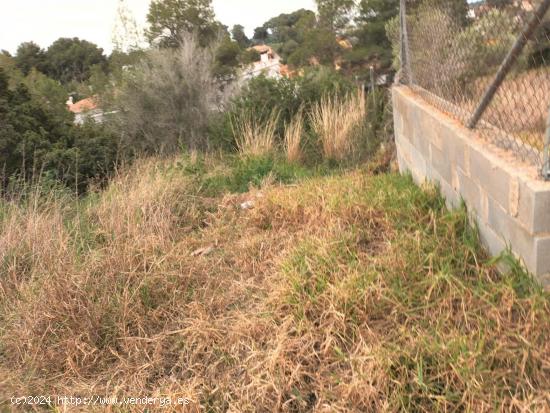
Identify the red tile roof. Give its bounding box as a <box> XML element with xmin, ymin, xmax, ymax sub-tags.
<box><xmin>68</xmin><ymin>97</ymin><xmax>97</xmax><ymax>114</ymax></box>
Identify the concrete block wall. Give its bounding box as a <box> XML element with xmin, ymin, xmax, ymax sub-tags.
<box><xmin>393</xmin><ymin>86</ymin><xmax>550</xmax><ymax>286</ymax></box>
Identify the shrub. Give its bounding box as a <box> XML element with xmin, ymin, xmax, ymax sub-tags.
<box><xmin>218</xmin><ymin>67</ymin><xmax>356</xmax><ymax>150</ymax></box>
<box><xmin>109</xmin><ymin>33</ymin><xmax>232</xmax><ymax>154</ymax></box>
<box><xmin>0</xmin><ymin>68</ymin><xmax>120</xmax><ymax>193</ymax></box>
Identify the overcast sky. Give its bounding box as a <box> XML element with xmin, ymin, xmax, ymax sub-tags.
<box><xmin>0</xmin><ymin>0</ymin><xmax>317</xmax><ymax>55</ymax></box>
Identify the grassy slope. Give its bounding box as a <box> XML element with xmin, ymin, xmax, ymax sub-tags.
<box><xmin>1</xmin><ymin>154</ymin><xmax>549</xmax><ymax>412</ymax></box>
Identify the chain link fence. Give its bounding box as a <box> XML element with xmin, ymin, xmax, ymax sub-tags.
<box><xmin>399</xmin><ymin>0</ymin><xmax>550</xmax><ymax>177</ymax></box>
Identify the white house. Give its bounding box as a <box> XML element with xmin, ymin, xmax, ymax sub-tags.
<box><xmin>241</xmin><ymin>45</ymin><xmax>287</xmax><ymax>80</ymax></box>
<box><xmin>66</xmin><ymin>96</ymin><xmax>116</xmax><ymax>125</ymax></box>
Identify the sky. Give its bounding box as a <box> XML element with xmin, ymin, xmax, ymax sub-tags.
<box><xmin>0</xmin><ymin>0</ymin><xmax>317</xmax><ymax>55</ymax></box>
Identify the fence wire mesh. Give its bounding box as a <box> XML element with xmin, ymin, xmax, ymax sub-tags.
<box><xmin>401</xmin><ymin>0</ymin><xmax>550</xmax><ymax>173</ymax></box>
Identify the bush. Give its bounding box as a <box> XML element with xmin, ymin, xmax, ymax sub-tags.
<box><xmin>218</xmin><ymin>67</ymin><xmax>356</xmax><ymax>151</ymax></box>
<box><xmin>45</xmin><ymin>122</ymin><xmax>122</xmax><ymax>193</ymax></box>
<box><xmin>109</xmin><ymin>34</ymin><xmax>232</xmax><ymax>154</ymax></box>
<box><xmin>0</xmin><ymin>67</ymin><xmax>121</xmax><ymax>193</ymax></box>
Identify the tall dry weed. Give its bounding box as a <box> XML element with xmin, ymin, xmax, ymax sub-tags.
<box><xmin>284</xmin><ymin>109</ymin><xmax>305</xmax><ymax>163</ymax></box>
<box><xmin>310</xmin><ymin>90</ymin><xmax>366</xmax><ymax>161</ymax></box>
<box><xmin>232</xmin><ymin>110</ymin><xmax>279</xmax><ymax>157</ymax></box>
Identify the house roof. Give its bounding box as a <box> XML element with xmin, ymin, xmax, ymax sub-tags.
<box><xmin>68</xmin><ymin>97</ymin><xmax>98</xmax><ymax>114</ymax></box>
<box><xmin>251</xmin><ymin>45</ymin><xmax>273</xmax><ymax>54</ymax></box>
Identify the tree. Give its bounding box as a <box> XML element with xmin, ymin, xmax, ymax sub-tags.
<box><xmin>251</xmin><ymin>9</ymin><xmax>316</xmax><ymax>61</ymax></box>
<box><xmin>44</xmin><ymin>38</ymin><xmax>108</xmax><ymax>84</ymax></box>
<box><xmin>15</xmin><ymin>41</ymin><xmax>47</xmax><ymax>75</ymax></box>
<box><xmin>288</xmin><ymin>27</ymin><xmax>339</xmax><ymax>67</ymax></box>
<box><xmin>112</xmin><ymin>0</ymin><xmax>145</xmax><ymax>52</ymax></box>
<box><xmin>0</xmin><ymin>67</ymin><xmax>120</xmax><ymax>192</ymax></box>
<box><xmin>252</xmin><ymin>26</ymin><xmax>269</xmax><ymax>43</ymax></box>
<box><xmin>213</xmin><ymin>37</ymin><xmax>241</xmax><ymax>79</ymax></box>
<box><xmin>0</xmin><ymin>68</ymin><xmax>65</xmax><ymax>182</ymax></box>
<box><xmin>354</xmin><ymin>0</ymin><xmax>399</xmax><ymax>70</ymax></box>
<box><xmin>260</xmin><ymin>9</ymin><xmax>316</xmax><ymax>44</ymax></box>
<box><xmin>24</xmin><ymin>68</ymin><xmax>71</xmax><ymax>123</ymax></box>
<box><xmin>146</xmin><ymin>0</ymin><xmax>223</xmax><ymax>47</ymax></box>
<box><xmin>315</xmin><ymin>0</ymin><xmax>355</xmax><ymax>33</ymax></box>
<box><xmin>231</xmin><ymin>24</ymin><xmax>250</xmax><ymax>48</ymax></box>
<box><xmin>109</xmin><ymin>34</ymin><xmax>229</xmax><ymax>153</ymax></box>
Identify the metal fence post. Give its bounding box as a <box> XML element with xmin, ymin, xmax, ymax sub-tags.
<box><xmin>399</xmin><ymin>0</ymin><xmax>412</xmax><ymax>84</ymax></box>
<box><xmin>467</xmin><ymin>0</ymin><xmax>550</xmax><ymax>129</ymax></box>
<box><xmin>370</xmin><ymin>65</ymin><xmax>377</xmax><ymax>107</ymax></box>
<box><xmin>542</xmin><ymin>106</ymin><xmax>550</xmax><ymax>180</ymax></box>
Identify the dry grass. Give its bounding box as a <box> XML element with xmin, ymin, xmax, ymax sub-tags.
<box><xmin>284</xmin><ymin>109</ymin><xmax>305</xmax><ymax>163</ymax></box>
<box><xmin>1</xmin><ymin>155</ymin><xmax>550</xmax><ymax>412</ymax></box>
<box><xmin>310</xmin><ymin>90</ymin><xmax>367</xmax><ymax>161</ymax></box>
<box><xmin>232</xmin><ymin>110</ymin><xmax>279</xmax><ymax>157</ymax></box>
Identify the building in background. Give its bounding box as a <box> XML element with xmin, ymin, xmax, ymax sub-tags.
<box><xmin>66</xmin><ymin>96</ymin><xmax>110</xmax><ymax>125</ymax></box>
<box><xmin>241</xmin><ymin>45</ymin><xmax>288</xmax><ymax>80</ymax></box>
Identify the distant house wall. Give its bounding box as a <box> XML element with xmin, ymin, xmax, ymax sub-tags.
<box><xmin>241</xmin><ymin>46</ymin><xmax>283</xmax><ymax>80</ymax></box>
<box><xmin>393</xmin><ymin>86</ymin><xmax>550</xmax><ymax>287</ymax></box>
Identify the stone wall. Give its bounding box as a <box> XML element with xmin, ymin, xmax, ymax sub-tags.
<box><xmin>393</xmin><ymin>86</ymin><xmax>550</xmax><ymax>286</ymax></box>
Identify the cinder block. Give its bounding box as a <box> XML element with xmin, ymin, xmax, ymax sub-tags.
<box><xmin>426</xmin><ymin>117</ymin><xmax>444</xmax><ymax>152</ymax></box>
<box><xmin>407</xmin><ymin>138</ymin><xmax>428</xmax><ymax>179</ymax></box>
<box><xmin>404</xmin><ymin>104</ymin><xmax>430</xmax><ymax>156</ymax></box>
<box><xmin>464</xmin><ymin>147</ymin><xmax>471</xmax><ymax>176</ymax></box>
<box><xmin>487</xmin><ymin>195</ymin><xmax>537</xmax><ymax>273</ymax></box>
<box><xmin>397</xmin><ymin>137</ymin><xmax>427</xmax><ymax>185</ymax></box>
<box><xmin>538</xmin><ymin>273</ymin><xmax>550</xmax><ymax>288</ymax></box>
<box><xmin>477</xmin><ymin>219</ymin><xmax>507</xmax><ymax>259</ymax></box>
<box><xmin>469</xmin><ymin>146</ymin><xmax>511</xmax><ymax>212</ymax></box>
<box><xmin>514</xmin><ymin>181</ymin><xmax>550</xmax><ymax>236</ymax></box>
<box><xmin>456</xmin><ymin>168</ymin><xmax>482</xmax><ymax>215</ymax></box>
<box><xmin>535</xmin><ymin>236</ymin><xmax>550</xmax><ymax>277</ymax></box>
<box><xmin>429</xmin><ymin>143</ymin><xmax>452</xmax><ymax>184</ymax></box>
<box><xmin>440</xmin><ymin>179</ymin><xmax>460</xmax><ymax>210</ymax></box>
<box><xmin>440</xmin><ymin>122</ymin><xmax>468</xmax><ymax>171</ymax></box>
<box><xmin>532</xmin><ymin>189</ymin><xmax>550</xmax><ymax>235</ymax></box>
<box><xmin>509</xmin><ymin>177</ymin><xmax>519</xmax><ymax>218</ymax></box>
<box><xmin>517</xmin><ymin>180</ymin><xmax>536</xmax><ymax>234</ymax></box>
<box><xmin>394</xmin><ymin>92</ymin><xmax>412</xmax><ymax>143</ymax></box>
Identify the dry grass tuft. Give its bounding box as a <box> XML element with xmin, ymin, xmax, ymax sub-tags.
<box><xmin>310</xmin><ymin>90</ymin><xmax>366</xmax><ymax>161</ymax></box>
<box><xmin>284</xmin><ymin>109</ymin><xmax>305</xmax><ymax>163</ymax></box>
<box><xmin>232</xmin><ymin>110</ymin><xmax>279</xmax><ymax>157</ymax></box>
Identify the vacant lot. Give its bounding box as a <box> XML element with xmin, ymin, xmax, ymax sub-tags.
<box><xmin>1</xmin><ymin>154</ymin><xmax>550</xmax><ymax>412</ymax></box>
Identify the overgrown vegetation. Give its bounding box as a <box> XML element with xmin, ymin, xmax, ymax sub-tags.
<box><xmin>0</xmin><ymin>68</ymin><xmax>120</xmax><ymax>193</ymax></box>
<box><xmin>108</xmin><ymin>34</ymin><xmax>229</xmax><ymax>154</ymax></box>
<box><xmin>1</xmin><ymin>151</ymin><xmax>549</xmax><ymax>411</ymax></box>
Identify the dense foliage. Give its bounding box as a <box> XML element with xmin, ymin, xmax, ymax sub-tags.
<box><xmin>0</xmin><ymin>68</ymin><xmax>120</xmax><ymax>193</ymax></box>
<box><xmin>15</xmin><ymin>38</ymin><xmax>108</xmax><ymax>84</ymax></box>
<box><xmin>108</xmin><ymin>35</ymin><xmax>226</xmax><ymax>155</ymax></box>
<box><xmin>146</xmin><ymin>0</ymin><xmax>223</xmax><ymax>47</ymax></box>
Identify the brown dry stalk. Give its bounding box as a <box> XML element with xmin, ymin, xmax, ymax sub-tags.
<box><xmin>232</xmin><ymin>110</ymin><xmax>279</xmax><ymax>157</ymax></box>
<box><xmin>310</xmin><ymin>89</ymin><xmax>366</xmax><ymax>161</ymax></box>
<box><xmin>284</xmin><ymin>108</ymin><xmax>305</xmax><ymax>163</ymax></box>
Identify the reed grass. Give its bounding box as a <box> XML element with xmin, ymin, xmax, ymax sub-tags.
<box><xmin>232</xmin><ymin>110</ymin><xmax>279</xmax><ymax>157</ymax></box>
<box><xmin>310</xmin><ymin>89</ymin><xmax>366</xmax><ymax>161</ymax></box>
<box><xmin>284</xmin><ymin>108</ymin><xmax>305</xmax><ymax>163</ymax></box>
